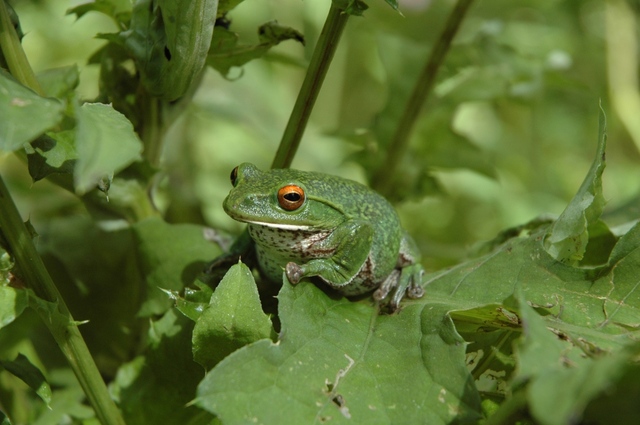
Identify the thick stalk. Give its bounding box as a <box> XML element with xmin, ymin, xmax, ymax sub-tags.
<box><xmin>0</xmin><ymin>175</ymin><xmax>126</xmax><ymax>425</ymax></box>
<box><xmin>371</xmin><ymin>0</ymin><xmax>475</xmax><ymax>194</ymax></box>
<box><xmin>271</xmin><ymin>3</ymin><xmax>349</xmax><ymax>169</ymax></box>
<box><xmin>0</xmin><ymin>0</ymin><xmax>42</xmax><ymax>94</ymax></box>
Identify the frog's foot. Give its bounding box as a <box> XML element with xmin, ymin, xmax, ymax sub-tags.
<box><xmin>373</xmin><ymin>265</ymin><xmax>425</xmax><ymax>312</ymax></box>
<box><xmin>285</xmin><ymin>262</ymin><xmax>304</xmax><ymax>284</ymax></box>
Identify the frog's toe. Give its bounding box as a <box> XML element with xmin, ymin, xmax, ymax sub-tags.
<box><xmin>373</xmin><ymin>269</ymin><xmax>400</xmax><ymax>302</ymax></box>
<box><xmin>285</xmin><ymin>262</ymin><xmax>303</xmax><ymax>284</ymax></box>
<box><xmin>406</xmin><ymin>268</ymin><xmax>425</xmax><ymax>299</ymax></box>
<box><xmin>407</xmin><ymin>284</ymin><xmax>425</xmax><ymax>299</ymax></box>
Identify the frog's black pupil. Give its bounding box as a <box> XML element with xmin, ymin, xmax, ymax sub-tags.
<box><xmin>284</xmin><ymin>192</ymin><xmax>301</xmax><ymax>202</ymax></box>
<box><xmin>230</xmin><ymin>167</ymin><xmax>238</xmax><ymax>186</ymax></box>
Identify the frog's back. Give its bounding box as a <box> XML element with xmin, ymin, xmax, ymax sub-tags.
<box><xmin>280</xmin><ymin>169</ymin><xmax>403</xmax><ymax>278</ymax></box>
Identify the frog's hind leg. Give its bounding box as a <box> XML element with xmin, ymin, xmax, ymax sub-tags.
<box><xmin>374</xmin><ymin>264</ymin><xmax>424</xmax><ymax>312</ymax></box>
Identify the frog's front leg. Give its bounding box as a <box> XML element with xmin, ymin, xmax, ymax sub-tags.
<box><xmin>285</xmin><ymin>220</ymin><xmax>373</xmax><ymax>289</ymax></box>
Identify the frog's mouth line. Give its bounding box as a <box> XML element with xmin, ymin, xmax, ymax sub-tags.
<box><xmin>244</xmin><ymin>220</ymin><xmax>312</xmax><ymax>231</ymax></box>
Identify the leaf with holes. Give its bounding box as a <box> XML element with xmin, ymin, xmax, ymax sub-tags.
<box><xmin>196</xmin><ymin>280</ymin><xmax>482</xmax><ymax>424</ymax></box>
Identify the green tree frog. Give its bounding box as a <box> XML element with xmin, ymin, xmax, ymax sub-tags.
<box><xmin>223</xmin><ymin>163</ymin><xmax>425</xmax><ymax>310</ymax></box>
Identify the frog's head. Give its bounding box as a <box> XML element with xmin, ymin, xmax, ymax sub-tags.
<box><xmin>223</xmin><ymin>163</ymin><xmax>346</xmax><ymax>230</ymax></box>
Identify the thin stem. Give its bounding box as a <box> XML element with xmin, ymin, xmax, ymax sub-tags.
<box><xmin>0</xmin><ymin>175</ymin><xmax>126</xmax><ymax>425</ymax></box>
<box><xmin>270</xmin><ymin>3</ymin><xmax>349</xmax><ymax>169</ymax></box>
<box><xmin>371</xmin><ymin>0</ymin><xmax>476</xmax><ymax>194</ymax></box>
<box><xmin>0</xmin><ymin>0</ymin><xmax>43</xmax><ymax>94</ymax></box>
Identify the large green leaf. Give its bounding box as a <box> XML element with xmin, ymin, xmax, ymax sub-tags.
<box><xmin>196</xmin><ymin>281</ymin><xmax>482</xmax><ymax>424</ymax></box>
<box><xmin>0</xmin><ymin>72</ymin><xmax>64</xmax><ymax>152</ymax></box>
<box><xmin>74</xmin><ymin>102</ymin><xmax>142</xmax><ymax>194</ymax></box>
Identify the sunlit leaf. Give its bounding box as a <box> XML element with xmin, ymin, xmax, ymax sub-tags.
<box><xmin>192</xmin><ymin>262</ymin><xmax>273</xmax><ymax>370</ymax></box>
<box><xmin>0</xmin><ymin>71</ymin><xmax>64</xmax><ymax>152</ymax></box>
<box><xmin>544</xmin><ymin>107</ymin><xmax>607</xmax><ymax>264</ymax></box>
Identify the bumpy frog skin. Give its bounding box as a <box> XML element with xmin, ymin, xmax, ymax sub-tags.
<box><xmin>223</xmin><ymin>163</ymin><xmax>425</xmax><ymax>310</ymax></box>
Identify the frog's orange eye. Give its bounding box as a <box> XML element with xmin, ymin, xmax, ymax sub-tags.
<box><xmin>230</xmin><ymin>166</ymin><xmax>239</xmax><ymax>186</ymax></box>
<box><xmin>277</xmin><ymin>185</ymin><xmax>305</xmax><ymax>211</ymax></box>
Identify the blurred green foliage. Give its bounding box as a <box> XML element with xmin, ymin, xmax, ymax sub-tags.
<box><xmin>2</xmin><ymin>0</ymin><xmax>640</xmax><ymax>424</ymax></box>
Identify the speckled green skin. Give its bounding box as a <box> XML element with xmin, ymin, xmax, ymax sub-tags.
<box><xmin>223</xmin><ymin>163</ymin><xmax>425</xmax><ymax>307</ymax></box>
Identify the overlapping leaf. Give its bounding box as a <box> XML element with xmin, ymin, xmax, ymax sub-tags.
<box><xmin>74</xmin><ymin>102</ymin><xmax>143</xmax><ymax>194</ymax></box>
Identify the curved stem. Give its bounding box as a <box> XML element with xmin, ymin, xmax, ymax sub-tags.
<box><xmin>0</xmin><ymin>0</ymin><xmax>42</xmax><ymax>95</ymax></box>
<box><xmin>371</xmin><ymin>0</ymin><xmax>476</xmax><ymax>195</ymax></box>
<box><xmin>270</xmin><ymin>3</ymin><xmax>349</xmax><ymax>169</ymax></box>
<box><xmin>0</xmin><ymin>175</ymin><xmax>126</xmax><ymax>425</ymax></box>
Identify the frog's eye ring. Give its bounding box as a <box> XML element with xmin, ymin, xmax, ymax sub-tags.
<box><xmin>230</xmin><ymin>166</ymin><xmax>239</xmax><ymax>186</ymax></box>
<box><xmin>278</xmin><ymin>185</ymin><xmax>305</xmax><ymax>211</ymax></box>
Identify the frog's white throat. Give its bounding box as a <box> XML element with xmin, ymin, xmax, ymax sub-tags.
<box><xmin>246</xmin><ymin>220</ymin><xmax>313</xmax><ymax>231</ymax></box>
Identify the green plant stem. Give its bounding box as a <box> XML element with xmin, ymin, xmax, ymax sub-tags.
<box><xmin>0</xmin><ymin>175</ymin><xmax>126</xmax><ymax>425</ymax></box>
<box><xmin>370</xmin><ymin>0</ymin><xmax>475</xmax><ymax>194</ymax></box>
<box><xmin>270</xmin><ymin>3</ymin><xmax>349</xmax><ymax>169</ymax></box>
<box><xmin>0</xmin><ymin>0</ymin><xmax>43</xmax><ymax>95</ymax></box>
<box><xmin>142</xmin><ymin>96</ymin><xmax>162</xmax><ymax>166</ymax></box>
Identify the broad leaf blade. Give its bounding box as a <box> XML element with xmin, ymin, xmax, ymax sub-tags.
<box><xmin>196</xmin><ymin>281</ymin><xmax>482</xmax><ymax>424</ymax></box>
<box><xmin>0</xmin><ymin>71</ymin><xmax>64</xmax><ymax>151</ymax></box>
<box><xmin>544</xmin><ymin>107</ymin><xmax>607</xmax><ymax>264</ymax></box>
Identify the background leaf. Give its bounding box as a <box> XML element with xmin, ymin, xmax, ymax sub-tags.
<box><xmin>0</xmin><ymin>72</ymin><xmax>64</xmax><ymax>152</ymax></box>
<box><xmin>132</xmin><ymin>217</ymin><xmax>222</xmax><ymax>317</ymax></box>
<box><xmin>0</xmin><ymin>354</ymin><xmax>51</xmax><ymax>408</ymax></box>
<box><xmin>544</xmin><ymin>107</ymin><xmax>608</xmax><ymax>264</ymax></box>
<box><xmin>111</xmin><ymin>309</ymin><xmax>213</xmax><ymax>425</ymax></box>
<box><xmin>74</xmin><ymin>102</ymin><xmax>142</xmax><ymax>194</ymax></box>
<box><xmin>207</xmin><ymin>22</ymin><xmax>304</xmax><ymax>78</ymax></box>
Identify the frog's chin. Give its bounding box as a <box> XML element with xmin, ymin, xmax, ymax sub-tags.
<box><xmin>243</xmin><ymin>220</ymin><xmax>313</xmax><ymax>231</ymax></box>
